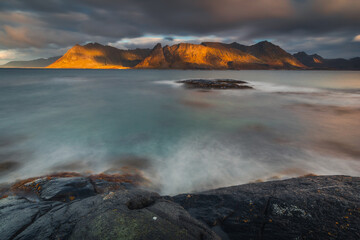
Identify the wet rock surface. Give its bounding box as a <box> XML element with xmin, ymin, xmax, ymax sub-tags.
<box><xmin>177</xmin><ymin>79</ymin><xmax>253</xmax><ymax>89</ymax></box>
<box><xmin>39</xmin><ymin>177</ymin><xmax>96</xmax><ymax>201</ymax></box>
<box><xmin>173</xmin><ymin>175</ymin><xmax>360</xmax><ymax>240</ymax></box>
<box><xmin>0</xmin><ymin>174</ymin><xmax>219</xmax><ymax>240</ymax></box>
<box><xmin>0</xmin><ymin>175</ymin><xmax>359</xmax><ymax>240</ymax></box>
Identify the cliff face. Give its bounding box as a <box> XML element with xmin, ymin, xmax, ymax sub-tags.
<box><xmin>136</xmin><ymin>41</ymin><xmax>306</xmax><ymax>70</ymax></box>
<box><xmin>134</xmin><ymin>43</ymin><xmax>170</xmax><ymax>69</ymax></box>
<box><xmin>47</xmin><ymin>43</ymin><xmax>151</xmax><ymax>69</ymax></box>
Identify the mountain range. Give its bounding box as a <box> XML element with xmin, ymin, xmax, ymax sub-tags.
<box><xmin>1</xmin><ymin>41</ymin><xmax>359</xmax><ymax>70</ymax></box>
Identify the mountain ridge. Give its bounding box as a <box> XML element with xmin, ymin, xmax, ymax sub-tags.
<box><xmin>2</xmin><ymin>41</ymin><xmax>359</xmax><ymax>70</ymax></box>
<box><xmin>48</xmin><ymin>43</ymin><xmax>151</xmax><ymax>69</ymax></box>
<box><xmin>134</xmin><ymin>42</ymin><xmax>267</xmax><ymax>69</ymax></box>
<box><xmin>0</xmin><ymin>56</ymin><xmax>61</xmax><ymax>68</ymax></box>
<box><xmin>293</xmin><ymin>51</ymin><xmax>360</xmax><ymax>70</ymax></box>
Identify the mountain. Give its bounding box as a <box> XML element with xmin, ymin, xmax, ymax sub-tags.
<box><xmin>3</xmin><ymin>41</ymin><xmax>359</xmax><ymax>70</ymax></box>
<box><xmin>136</xmin><ymin>41</ymin><xmax>305</xmax><ymax>70</ymax></box>
<box><xmin>47</xmin><ymin>43</ymin><xmax>151</xmax><ymax>69</ymax></box>
<box><xmin>293</xmin><ymin>52</ymin><xmax>324</xmax><ymax>68</ymax></box>
<box><xmin>135</xmin><ymin>42</ymin><xmax>264</xmax><ymax>69</ymax></box>
<box><xmin>0</xmin><ymin>56</ymin><xmax>61</xmax><ymax>68</ymax></box>
<box><xmin>293</xmin><ymin>52</ymin><xmax>360</xmax><ymax>70</ymax></box>
<box><xmin>202</xmin><ymin>41</ymin><xmax>306</xmax><ymax>69</ymax></box>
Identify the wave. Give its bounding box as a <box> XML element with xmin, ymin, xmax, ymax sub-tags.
<box><xmin>248</xmin><ymin>81</ymin><xmax>321</xmax><ymax>93</ymax></box>
<box><xmin>153</xmin><ymin>80</ymin><xmax>183</xmax><ymax>87</ymax></box>
<box><xmin>50</xmin><ymin>77</ymin><xmax>90</xmax><ymax>84</ymax></box>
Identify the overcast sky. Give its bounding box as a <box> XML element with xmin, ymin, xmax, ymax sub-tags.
<box><xmin>0</xmin><ymin>0</ymin><xmax>359</xmax><ymax>64</ymax></box>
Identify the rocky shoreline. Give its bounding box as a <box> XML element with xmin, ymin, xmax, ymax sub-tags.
<box><xmin>0</xmin><ymin>174</ymin><xmax>359</xmax><ymax>240</ymax></box>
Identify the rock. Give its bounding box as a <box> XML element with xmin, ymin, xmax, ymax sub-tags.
<box><xmin>39</xmin><ymin>177</ymin><xmax>96</xmax><ymax>201</ymax></box>
<box><xmin>0</xmin><ymin>189</ymin><xmax>220</xmax><ymax>240</ymax></box>
<box><xmin>5</xmin><ymin>171</ymin><xmax>147</xmax><ymax>201</ymax></box>
<box><xmin>173</xmin><ymin>175</ymin><xmax>360</xmax><ymax>240</ymax></box>
<box><xmin>70</xmin><ymin>190</ymin><xmax>219</xmax><ymax>240</ymax></box>
<box><xmin>177</xmin><ymin>79</ymin><xmax>253</xmax><ymax>89</ymax></box>
<box><xmin>0</xmin><ymin>196</ymin><xmax>58</xmax><ymax>240</ymax></box>
<box><xmin>1</xmin><ymin>175</ymin><xmax>359</xmax><ymax>240</ymax></box>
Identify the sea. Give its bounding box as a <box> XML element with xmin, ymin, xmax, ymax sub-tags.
<box><xmin>0</xmin><ymin>69</ymin><xmax>359</xmax><ymax>194</ymax></box>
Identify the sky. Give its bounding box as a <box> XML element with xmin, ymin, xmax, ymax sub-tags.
<box><xmin>0</xmin><ymin>0</ymin><xmax>359</xmax><ymax>64</ymax></box>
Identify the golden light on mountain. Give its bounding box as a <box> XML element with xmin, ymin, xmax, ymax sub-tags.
<box><xmin>313</xmin><ymin>57</ymin><xmax>323</xmax><ymax>64</ymax></box>
<box><xmin>48</xmin><ymin>41</ymin><xmax>307</xmax><ymax>70</ymax></box>
<box><xmin>48</xmin><ymin>43</ymin><xmax>150</xmax><ymax>69</ymax></box>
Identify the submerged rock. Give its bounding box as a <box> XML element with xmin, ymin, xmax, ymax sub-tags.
<box><xmin>177</xmin><ymin>79</ymin><xmax>253</xmax><ymax>89</ymax></box>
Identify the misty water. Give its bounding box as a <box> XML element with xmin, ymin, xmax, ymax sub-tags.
<box><xmin>0</xmin><ymin>69</ymin><xmax>359</xmax><ymax>194</ymax></box>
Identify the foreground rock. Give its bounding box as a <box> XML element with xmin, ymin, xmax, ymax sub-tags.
<box><xmin>0</xmin><ymin>174</ymin><xmax>219</xmax><ymax>240</ymax></box>
<box><xmin>173</xmin><ymin>175</ymin><xmax>360</xmax><ymax>240</ymax></box>
<box><xmin>0</xmin><ymin>175</ymin><xmax>359</xmax><ymax>239</ymax></box>
<box><xmin>177</xmin><ymin>79</ymin><xmax>253</xmax><ymax>89</ymax></box>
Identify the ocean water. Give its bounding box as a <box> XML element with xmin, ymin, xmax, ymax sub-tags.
<box><xmin>0</xmin><ymin>69</ymin><xmax>359</xmax><ymax>194</ymax></box>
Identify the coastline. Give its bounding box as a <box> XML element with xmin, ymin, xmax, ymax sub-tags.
<box><xmin>1</xmin><ymin>174</ymin><xmax>359</xmax><ymax>239</ymax></box>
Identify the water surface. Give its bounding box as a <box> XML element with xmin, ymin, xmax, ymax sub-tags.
<box><xmin>0</xmin><ymin>69</ymin><xmax>359</xmax><ymax>194</ymax></box>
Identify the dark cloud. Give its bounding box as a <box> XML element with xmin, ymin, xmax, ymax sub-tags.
<box><xmin>164</xmin><ymin>37</ymin><xmax>174</xmax><ymax>41</ymax></box>
<box><xmin>0</xmin><ymin>0</ymin><xmax>359</xmax><ymax>62</ymax></box>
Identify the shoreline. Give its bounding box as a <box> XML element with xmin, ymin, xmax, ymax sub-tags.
<box><xmin>1</xmin><ymin>174</ymin><xmax>359</xmax><ymax>239</ymax></box>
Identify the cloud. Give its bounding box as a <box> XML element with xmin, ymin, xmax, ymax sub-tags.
<box><xmin>0</xmin><ymin>0</ymin><xmax>359</xmax><ymax>60</ymax></box>
<box><xmin>0</xmin><ymin>25</ymin><xmax>90</xmax><ymax>48</ymax></box>
<box><xmin>108</xmin><ymin>35</ymin><xmax>228</xmax><ymax>50</ymax></box>
<box><xmin>0</xmin><ymin>11</ymin><xmax>43</xmax><ymax>25</ymax></box>
<box><xmin>353</xmin><ymin>35</ymin><xmax>360</xmax><ymax>42</ymax></box>
<box><xmin>273</xmin><ymin>33</ymin><xmax>358</xmax><ymax>57</ymax></box>
<box><xmin>0</xmin><ymin>49</ymin><xmax>19</xmax><ymax>60</ymax></box>
<box><xmin>311</xmin><ymin>0</ymin><xmax>360</xmax><ymax>18</ymax></box>
<box><xmin>0</xmin><ymin>47</ymin><xmax>68</xmax><ymax>64</ymax></box>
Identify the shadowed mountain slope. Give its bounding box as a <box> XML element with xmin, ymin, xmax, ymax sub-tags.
<box><xmin>294</xmin><ymin>52</ymin><xmax>360</xmax><ymax>70</ymax></box>
<box><xmin>0</xmin><ymin>56</ymin><xmax>61</xmax><ymax>68</ymax></box>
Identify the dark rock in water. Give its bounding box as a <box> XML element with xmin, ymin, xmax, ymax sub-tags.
<box><xmin>173</xmin><ymin>175</ymin><xmax>360</xmax><ymax>240</ymax></box>
<box><xmin>177</xmin><ymin>79</ymin><xmax>253</xmax><ymax>89</ymax></box>
<box><xmin>39</xmin><ymin>177</ymin><xmax>96</xmax><ymax>201</ymax></box>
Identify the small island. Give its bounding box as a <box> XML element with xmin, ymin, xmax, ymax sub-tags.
<box><xmin>177</xmin><ymin>79</ymin><xmax>253</xmax><ymax>89</ymax></box>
